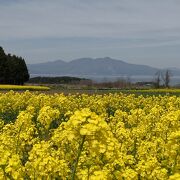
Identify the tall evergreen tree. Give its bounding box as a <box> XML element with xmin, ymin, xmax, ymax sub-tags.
<box><xmin>0</xmin><ymin>47</ymin><xmax>5</xmax><ymax>57</ymax></box>
<box><xmin>0</xmin><ymin>47</ymin><xmax>7</xmax><ymax>83</ymax></box>
<box><xmin>0</xmin><ymin>46</ymin><xmax>29</xmax><ymax>85</ymax></box>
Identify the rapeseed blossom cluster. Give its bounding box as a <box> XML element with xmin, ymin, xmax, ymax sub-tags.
<box><xmin>0</xmin><ymin>91</ymin><xmax>179</xmax><ymax>179</ymax></box>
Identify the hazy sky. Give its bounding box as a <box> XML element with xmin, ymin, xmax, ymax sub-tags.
<box><xmin>1</xmin><ymin>0</ymin><xmax>180</xmax><ymax>68</ymax></box>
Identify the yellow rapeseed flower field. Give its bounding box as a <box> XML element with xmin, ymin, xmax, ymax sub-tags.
<box><xmin>0</xmin><ymin>85</ymin><xmax>50</xmax><ymax>91</ymax></box>
<box><xmin>0</xmin><ymin>91</ymin><xmax>179</xmax><ymax>179</ymax></box>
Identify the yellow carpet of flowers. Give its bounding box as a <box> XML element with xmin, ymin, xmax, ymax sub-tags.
<box><xmin>0</xmin><ymin>91</ymin><xmax>180</xmax><ymax>179</ymax></box>
<box><xmin>0</xmin><ymin>85</ymin><xmax>50</xmax><ymax>91</ymax></box>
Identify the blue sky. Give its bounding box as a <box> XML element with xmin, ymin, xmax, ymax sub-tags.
<box><xmin>0</xmin><ymin>0</ymin><xmax>180</xmax><ymax>68</ymax></box>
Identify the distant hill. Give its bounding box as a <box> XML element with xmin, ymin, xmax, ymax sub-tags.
<box><xmin>28</xmin><ymin>57</ymin><xmax>162</xmax><ymax>76</ymax></box>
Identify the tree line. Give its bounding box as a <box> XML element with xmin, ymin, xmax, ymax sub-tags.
<box><xmin>28</xmin><ymin>76</ymin><xmax>90</xmax><ymax>84</ymax></box>
<box><xmin>0</xmin><ymin>46</ymin><xmax>29</xmax><ymax>85</ymax></box>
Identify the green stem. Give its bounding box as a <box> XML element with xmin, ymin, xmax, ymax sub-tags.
<box><xmin>87</xmin><ymin>166</ymin><xmax>90</xmax><ymax>180</ymax></box>
<box><xmin>172</xmin><ymin>150</ymin><xmax>179</xmax><ymax>174</ymax></box>
<box><xmin>16</xmin><ymin>123</ymin><xmax>23</xmax><ymax>154</ymax></box>
<box><xmin>71</xmin><ymin>136</ymin><xmax>85</xmax><ymax>180</ymax></box>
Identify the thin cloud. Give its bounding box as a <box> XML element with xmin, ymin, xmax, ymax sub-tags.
<box><xmin>0</xmin><ymin>0</ymin><xmax>180</xmax><ymax>67</ymax></box>
<box><xmin>1</xmin><ymin>0</ymin><xmax>180</xmax><ymax>39</ymax></box>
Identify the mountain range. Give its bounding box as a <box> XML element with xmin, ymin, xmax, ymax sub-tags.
<box><xmin>28</xmin><ymin>57</ymin><xmax>180</xmax><ymax>77</ymax></box>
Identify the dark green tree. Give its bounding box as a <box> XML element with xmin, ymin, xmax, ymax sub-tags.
<box><xmin>0</xmin><ymin>47</ymin><xmax>7</xmax><ymax>83</ymax></box>
<box><xmin>0</xmin><ymin>47</ymin><xmax>5</xmax><ymax>57</ymax></box>
<box><xmin>0</xmin><ymin>46</ymin><xmax>29</xmax><ymax>85</ymax></box>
